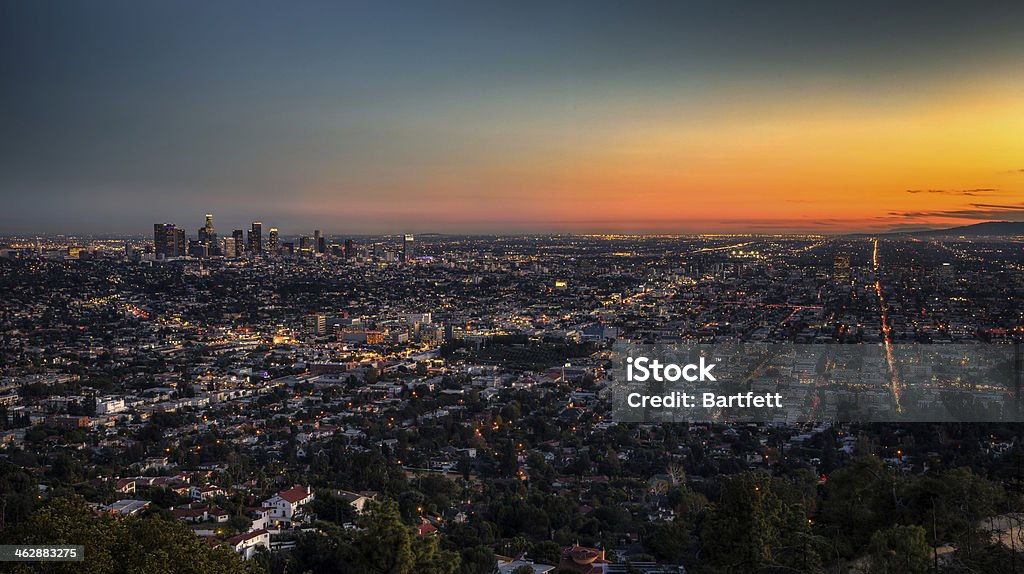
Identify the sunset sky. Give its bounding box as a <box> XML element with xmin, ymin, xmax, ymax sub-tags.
<box><xmin>1</xmin><ymin>1</ymin><xmax>1022</xmax><ymax>234</ymax></box>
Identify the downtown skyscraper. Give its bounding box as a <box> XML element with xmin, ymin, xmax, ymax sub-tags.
<box><xmin>198</xmin><ymin>214</ymin><xmax>216</xmax><ymax>245</ymax></box>
<box><xmin>248</xmin><ymin>221</ymin><xmax>263</xmax><ymax>255</ymax></box>
<box><xmin>153</xmin><ymin>223</ymin><xmax>186</xmax><ymax>259</ymax></box>
<box><xmin>231</xmin><ymin>229</ymin><xmax>245</xmax><ymax>257</ymax></box>
<box><xmin>268</xmin><ymin>228</ymin><xmax>279</xmax><ymax>256</ymax></box>
<box><xmin>403</xmin><ymin>234</ymin><xmax>416</xmax><ymax>262</ymax></box>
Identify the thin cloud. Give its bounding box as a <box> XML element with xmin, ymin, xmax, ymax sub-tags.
<box><xmin>904</xmin><ymin>188</ymin><xmax>998</xmax><ymax>196</ymax></box>
<box><xmin>970</xmin><ymin>203</ymin><xmax>1024</xmax><ymax>210</ymax></box>
<box><xmin>888</xmin><ymin>202</ymin><xmax>1024</xmax><ymax>221</ymax></box>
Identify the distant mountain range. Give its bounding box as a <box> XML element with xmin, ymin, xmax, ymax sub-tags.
<box><xmin>887</xmin><ymin>221</ymin><xmax>1024</xmax><ymax>237</ymax></box>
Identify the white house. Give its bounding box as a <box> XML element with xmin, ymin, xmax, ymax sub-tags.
<box><xmin>96</xmin><ymin>397</ymin><xmax>126</xmax><ymax>414</ymax></box>
<box><xmin>261</xmin><ymin>485</ymin><xmax>314</xmax><ymax>527</ymax></box>
<box><xmin>190</xmin><ymin>484</ymin><xmax>226</xmax><ymax>501</ymax></box>
<box><xmin>227</xmin><ymin>529</ymin><xmax>270</xmax><ymax>560</ymax></box>
<box><xmin>248</xmin><ymin>507</ymin><xmax>272</xmax><ymax>531</ymax></box>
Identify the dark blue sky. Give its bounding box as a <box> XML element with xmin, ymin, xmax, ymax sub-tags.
<box><xmin>1</xmin><ymin>1</ymin><xmax>1022</xmax><ymax>234</ymax></box>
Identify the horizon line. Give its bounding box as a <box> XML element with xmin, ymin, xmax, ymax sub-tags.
<box><xmin>1</xmin><ymin>220</ymin><xmax>1017</xmax><ymax>239</ymax></box>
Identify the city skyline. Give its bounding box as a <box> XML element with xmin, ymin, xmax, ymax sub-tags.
<box><xmin>3</xmin><ymin>4</ymin><xmax>1024</xmax><ymax>570</ymax></box>
<box><xmin>5</xmin><ymin>211</ymin><xmax>1022</xmax><ymax>241</ymax></box>
<box><xmin>2</xmin><ymin>1</ymin><xmax>1023</xmax><ymax>234</ymax></box>
<box><xmin>6</xmin><ymin>230</ymin><xmax>1023</xmax><ymax>571</ymax></box>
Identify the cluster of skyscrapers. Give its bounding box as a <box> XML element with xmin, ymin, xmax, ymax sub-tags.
<box><xmin>152</xmin><ymin>214</ymin><xmax>413</xmax><ymax>261</ymax></box>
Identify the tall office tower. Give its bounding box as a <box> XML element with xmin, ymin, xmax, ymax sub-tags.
<box><xmin>313</xmin><ymin>230</ymin><xmax>322</xmax><ymax>254</ymax></box>
<box><xmin>938</xmin><ymin>261</ymin><xmax>956</xmax><ymax>283</ymax></box>
<box><xmin>231</xmin><ymin>229</ymin><xmax>245</xmax><ymax>257</ymax></box>
<box><xmin>221</xmin><ymin>236</ymin><xmax>236</xmax><ymax>259</ymax></box>
<box><xmin>153</xmin><ymin>224</ymin><xmax>169</xmax><ymax>258</ymax></box>
<box><xmin>195</xmin><ymin>214</ymin><xmax>217</xmax><ymax>257</ymax></box>
<box><xmin>174</xmin><ymin>228</ymin><xmax>186</xmax><ymax>257</ymax></box>
<box><xmin>403</xmin><ymin>234</ymin><xmax>416</xmax><ymax>261</ymax></box>
<box><xmin>304</xmin><ymin>314</ymin><xmax>326</xmax><ymax>336</ymax></box>
<box><xmin>833</xmin><ymin>254</ymin><xmax>851</xmax><ymax>283</ymax></box>
<box><xmin>317</xmin><ymin>235</ymin><xmax>326</xmax><ymax>255</ymax></box>
<box><xmin>154</xmin><ymin>223</ymin><xmax>186</xmax><ymax>259</ymax></box>
<box><xmin>188</xmin><ymin>239</ymin><xmax>209</xmax><ymax>258</ymax></box>
<box><xmin>268</xmin><ymin>228</ymin><xmax>279</xmax><ymax>256</ymax></box>
<box><xmin>249</xmin><ymin>221</ymin><xmax>263</xmax><ymax>255</ymax></box>
<box><xmin>344</xmin><ymin>239</ymin><xmax>355</xmax><ymax>259</ymax></box>
<box><xmin>299</xmin><ymin>236</ymin><xmax>313</xmax><ymax>257</ymax></box>
<box><xmin>198</xmin><ymin>213</ymin><xmax>216</xmax><ymax>244</ymax></box>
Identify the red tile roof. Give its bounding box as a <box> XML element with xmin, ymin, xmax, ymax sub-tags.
<box><xmin>227</xmin><ymin>529</ymin><xmax>268</xmax><ymax>547</ymax></box>
<box><xmin>277</xmin><ymin>486</ymin><xmax>312</xmax><ymax>504</ymax></box>
<box><xmin>417</xmin><ymin>520</ymin><xmax>438</xmax><ymax>537</ymax></box>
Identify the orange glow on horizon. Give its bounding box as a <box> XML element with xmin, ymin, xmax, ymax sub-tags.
<box><xmin>299</xmin><ymin>79</ymin><xmax>1024</xmax><ymax>233</ymax></box>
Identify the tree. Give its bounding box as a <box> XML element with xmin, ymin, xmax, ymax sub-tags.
<box><xmin>5</xmin><ymin>496</ymin><xmax>253</xmax><ymax>574</ymax></box>
<box><xmin>817</xmin><ymin>456</ymin><xmax>894</xmax><ymax>557</ymax></box>
<box><xmin>458</xmin><ymin>546</ymin><xmax>497</xmax><ymax>574</ymax></box>
<box><xmin>700</xmin><ymin>474</ymin><xmax>778</xmax><ymax>571</ymax></box>
<box><xmin>867</xmin><ymin>524</ymin><xmax>930</xmax><ymax>574</ymax></box>
<box><xmin>530</xmin><ymin>540</ymin><xmax>562</xmax><ymax>566</ymax></box>
<box><xmin>666</xmin><ymin>463</ymin><xmax>686</xmax><ymax>485</ymax></box>
<box><xmin>347</xmin><ymin>498</ymin><xmax>416</xmax><ymax>573</ymax></box>
<box><xmin>0</xmin><ymin>461</ymin><xmax>38</xmax><ymax>529</ymax></box>
<box><xmin>648</xmin><ymin>520</ymin><xmax>689</xmax><ymax>563</ymax></box>
<box><xmin>310</xmin><ymin>491</ymin><xmax>357</xmax><ymax>526</ymax></box>
<box><xmin>412</xmin><ymin>534</ymin><xmax>460</xmax><ymax>574</ymax></box>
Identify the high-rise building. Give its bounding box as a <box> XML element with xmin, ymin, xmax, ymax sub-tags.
<box><xmin>938</xmin><ymin>261</ymin><xmax>956</xmax><ymax>283</ymax></box>
<box><xmin>176</xmin><ymin>228</ymin><xmax>186</xmax><ymax>257</ymax></box>
<box><xmin>833</xmin><ymin>254</ymin><xmax>851</xmax><ymax>283</ymax></box>
<box><xmin>231</xmin><ymin>229</ymin><xmax>245</xmax><ymax>257</ymax></box>
<box><xmin>344</xmin><ymin>239</ymin><xmax>355</xmax><ymax>259</ymax></box>
<box><xmin>188</xmin><ymin>240</ymin><xmax>208</xmax><ymax>258</ymax></box>
<box><xmin>193</xmin><ymin>214</ymin><xmax>218</xmax><ymax>257</ymax></box>
<box><xmin>249</xmin><ymin>221</ymin><xmax>263</xmax><ymax>255</ymax></box>
<box><xmin>268</xmin><ymin>228</ymin><xmax>279</xmax><ymax>256</ymax></box>
<box><xmin>221</xmin><ymin>236</ymin><xmax>236</xmax><ymax>259</ymax></box>
<box><xmin>153</xmin><ymin>223</ymin><xmax>186</xmax><ymax>259</ymax></box>
<box><xmin>403</xmin><ymin>234</ymin><xmax>416</xmax><ymax>261</ymax></box>
<box><xmin>299</xmin><ymin>236</ymin><xmax>313</xmax><ymax>257</ymax></box>
<box><xmin>304</xmin><ymin>314</ymin><xmax>326</xmax><ymax>336</ymax></box>
<box><xmin>153</xmin><ymin>224</ymin><xmax>170</xmax><ymax>258</ymax></box>
<box><xmin>313</xmin><ymin>230</ymin><xmax>322</xmax><ymax>254</ymax></box>
<box><xmin>198</xmin><ymin>214</ymin><xmax>216</xmax><ymax>244</ymax></box>
<box><xmin>317</xmin><ymin>235</ymin><xmax>326</xmax><ymax>255</ymax></box>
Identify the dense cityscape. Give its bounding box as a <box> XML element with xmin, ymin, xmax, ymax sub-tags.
<box><xmin>4</xmin><ymin>0</ymin><xmax>1023</xmax><ymax>572</ymax></box>
<box><xmin>1</xmin><ymin>214</ymin><xmax>1024</xmax><ymax>573</ymax></box>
